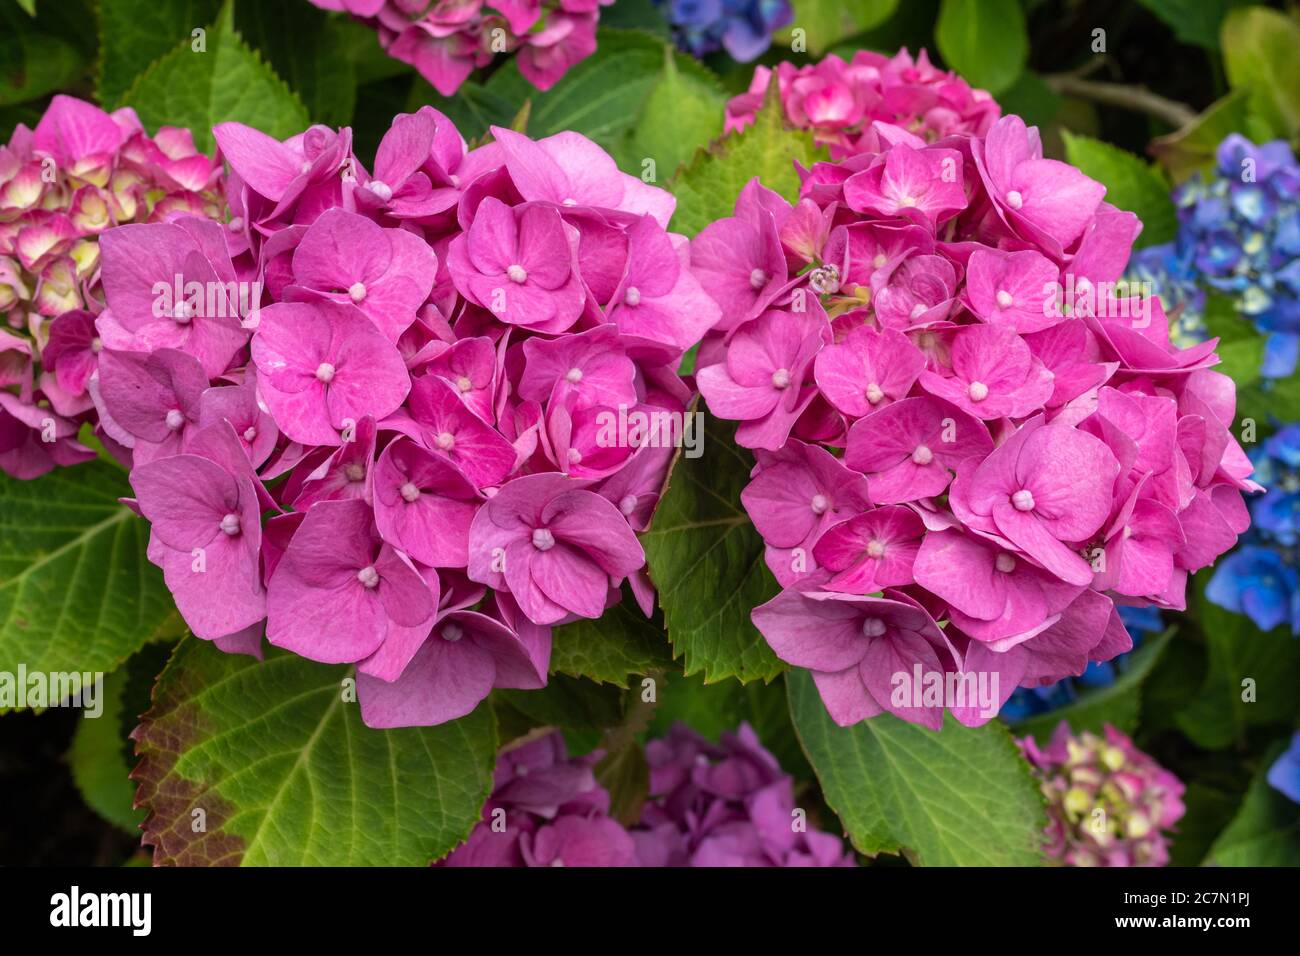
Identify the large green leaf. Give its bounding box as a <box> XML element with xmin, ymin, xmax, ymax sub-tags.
<box><xmin>134</xmin><ymin>638</ymin><xmax>497</xmax><ymax>866</ymax></box>
<box><xmin>1201</xmin><ymin>293</ymin><xmax>1265</xmax><ymax>386</ymax></box>
<box><xmin>1137</xmin><ymin>0</ymin><xmax>1242</xmax><ymax>50</ymax></box>
<box><xmin>775</xmin><ymin>0</ymin><xmax>899</xmax><ymax>56</ymax></box>
<box><xmin>119</xmin><ymin>2</ymin><xmax>309</xmax><ymax>154</ymax></box>
<box><xmin>68</xmin><ymin>666</ymin><xmax>147</xmax><ymax>835</ymax></box>
<box><xmin>0</xmin><ymin>462</ymin><xmax>180</xmax><ymax>714</ymax></box>
<box><xmin>934</xmin><ymin>0</ymin><xmax>1027</xmax><ymax>96</ymax></box>
<box><xmin>0</xmin><ymin>0</ymin><xmax>87</xmax><ymax>107</ymax></box>
<box><xmin>666</xmin><ymin>85</ymin><xmax>822</xmax><ymax>238</ymax></box>
<box><xmin>1151</xmin><ymin>90</ymin><xmax>1251</xmax><ymax>184</ymax></box>
<box><xmin>549</xmin><ymin>591</ymin><xmax>673</xmax><ymax>688</ymax></box>
<box><xmin>1174</xmin><ymin>580</ymin><xmax>1300</xmax><ymax>750</ymax></box>
<box><xmin>788</xmin><ymin>669</ymin><xmax>1047</xmax><ymax>865</ymax></box>
<box><xmin>1204</xmin><ymin>745</ymin><xmax>1300</xmax><ymax>866</ymax></box>
<box><xmin>1012</xmin><ymin>627</ymin><xmax>1174</xmax><ymax>744</ymax></box>
<box><xmin>96</xmin><ymin>0</ymin><xmax>222</xmax><ymax>108</ymax></box>
<box><xmin>640</xmin><ymin>414</ymin><xmax>784</xmax><ymax>684</ymax></box>
<box><xmin>482</xmin><ymin>29</ymin><xmax>674</xmax><ymax>152</ymax></box>
<box><xmin>233</xmin><ymin>0</ymin><xmax>356</xmax><ymax>127</ymax></box>
<box><xmin>1221</xmin><ymin>6</ymin><xmax>1300</xmax><ymax>142</ymax></box>
<box><xmin>1062</xmin><ymin>132</ymin><xmax>1177</xmax><ymax>250</ymax></box>
<box><xmin>611</xmin><ymin>45</ymin><xmax>726</xmax><ymax>183</ymax></box>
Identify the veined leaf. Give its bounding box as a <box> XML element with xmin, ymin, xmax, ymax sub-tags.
<box><xmin>134</xmin><ymin>638</ymin><xmax>497</xmax><ymax>866</ymax></box>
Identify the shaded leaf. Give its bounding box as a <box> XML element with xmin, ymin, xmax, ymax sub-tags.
<box><xmin>1062</xmin><ymin>131</ymin><xmax>1177</xmax><ymax>249</ymax></box>
<box><xmin>934</xmin><ymin>0</ymin><xmax>1026</xmax><ymax>95</ymax></box>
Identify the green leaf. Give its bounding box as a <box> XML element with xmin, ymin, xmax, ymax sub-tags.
<box><xmin>133</xmin><ymin>638</ymin><xmax>497</xmax><ymax>866</ymax></box>
<box><xmin>997</xmin><ymin>70</ymin><xmax>1062</xmax><ymax>131</ymax></box>
<box><xmin>641</xmin><ymin>414</ymin><xmax>784</xmax><ymax>684</ymax></box>
<box><xmin>934</xmin><ymin>0</ymin><xmax>1027</xmax><ymax>96</ymax></box>
<box><xmin>1136</xmin><ymin>0</ymin><xmax>1241</xmax><ymax>49</ymax></box>
<box><xmin>1174</xmin><ymin>580</ymin><xmax>1300</xmax><ymax>749</ymax></box>
<box><xmin>119</xmin><ymin>2</ymin><xmax>309</xmax><ymax>154</ymax></box>
<box><xmin>1205</xmin><ymin>744</ymin><xmax>1300</xmax><ymax>866</ymax></box>
<box><xmin>0</xmin><ymin>462</ymin><xmax>181</xmax><ymax>714</ymax></box>
<box><xmin>1151</xmin><ymin>90</ymin><xmax>1252</xmax><ymax>184</ymax></box>
<box><xmin>96</xmin><ymin>0</ymin><xmax>221</xmax><ymax>108</ymax></box>
<box><xmin>68</xmin><ymin>667</ymin><xmax>146</xmax><ymax>835</ymax></box>
<box><xmin>549</xmin><ymin>590</ymin><xmax>673</xmax><ymax>688</ymax></box>
<box><xmin>666</xmin><ymin>85</ymin><xmax>823</xmax><ymax>238</ymax></box>
<box><xmin>612</xmin><ymin>45</ymin><xmax>726</xmax><ymax>182</ymax></box>
<box><xmin>233</xmin><ymin>0</ymin><xmax>355</xmax><ymax>127</ymax></box>
<box><xmin>15</xmin><ymin>0</ymin><xmax>35</xmax><ymax>15</ymax></box>
<box><xmin>1062</xmin><ymin>132</ymin><xmax>1177</xmax><ymax>249</ymax></box>
<box><xmin>1201</xmin><ymin>293</ymin><xmax>1264</xmax><ymax>385</ymax></box>
<box><xmin>1012</xmin><ymin>627</ymin><xmax>1174</xmax><ymax>744</ymax></box>
<box><xmin>1221</xmin><ymin>6</ymin><xmax>1300</xmax><ymax>142</ymax></box>
<box><xmin>0</xmin><ymin>0</ymin><xmax>87</xmax><ymax>107</ymax></box>
<box><xmin>776</xmin><ymin>0</ymin><xmax>900</xmax><ymax>56</ymax></box>
<box><xmin>407</xmin><ymin>77</ymin><xmax>517</xmax><ymax>144</ymax></box>
<box><xmin>493</xmin><ymin>674</ymin><xmax>624</xmax><ymax>739</ymax></box>
<box><xmin>483</xmin><ymin>29</ymin><xmax>675</xmax><ymax>151</ymax></box>
<box><xmin>788</xmin><ymin>669</ymin><xmax>1047</xmax><ymax>865</ymax></box>
<box><xmin>594</xmin><ymin>741</ymin><xmax>650</xmax><ymax>826</ymax></box>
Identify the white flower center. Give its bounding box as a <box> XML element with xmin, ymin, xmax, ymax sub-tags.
<box><xmin>771</xmin><ymin>368</ymin><xmax>791</xmax><ymax>389</ymax></box>
<box><xmin>567</xmin><ymin>448</ymin><xmax>582</xmax><ymax>464</ymax></box>
<box><xmin>441</xmin><ymin>622</ymin><xmax>464</xmax><ymax>643</ymax></box>
<box><xmin>369</xmin><ymin>180</ymin><xmax>392</xmax><ymax>201</ymax></box>
<box><xmin>315</xmin><ymin>362</ymin><xmax>336</xmax><ymax>383</ymax></box>
<box><xmin>861</xmin><ymin>617</ymin><xmax>886</xmax><ymax>638</ymax></box>
<box><xmin>866</xmin><ymin>539</ymin><xmax>886</xmax><ymax>558</ymax></box>
<box><xmin>400</xmin><ymin>481</ymin><xmax>420</xmax><ymax>503</ymax></box>
<box><xmin>618</xmin><ymin>494</ymin><xmax>637</xmax><ymax>516</ymax></box>
<box><xmin>532</xmin><ymin>528</ymin><xmax>555</xmax><ymax>551</ymax></box>
<box><xmin>344</xmin><ymin>463</ymin><xmax>364</xmax><ymax>482</ymax></box>
<box><xmin>227</xmin><ymin>216</ymin><xmax>244</xmax><ymax>232</ymax></box>
<box><xmin>810</xmin><ymin>494</ymin><xmax>829</xmax><ymax>515</ymax></box>
<box><xmin>436</xmin><ymin>431</ymin><xmax>455</xmax><ymax>451</ymax></box>
<box><xmin>456</xmin><ymin>375</ymin><xmax>473</xmax><ymax>392</ymax></box>
<box><xmin>357</xmin><ymin>565</ymin><xmax>379</xmax><ymax>588</ymax></box>
<box><xmin>165</xmin><ymin>409</ymin><xmax>185</xmax><ymax>431</ymax></box>
<box><xmin>968</xmin><ymin>381</ymin><xmax>989</xmax><ymax>402</ymax></box>
<box><xmin>507</xmin><ymin>264</ymin><xmax>528</xmax><ymax>284</ymax></box>
<box><xmin>90</xmin><ymin>337</ymin><xmax>103</xmax><ymax>353</ymax></box>
<box><xmin>1005</xmin><ymin>189</ymin><xmax>1023</xmax><ymax>209</ymax></box>
<box><xmin>995</xmin><ymin>553</ymin><xmax>1016</xmax><ymax>573</ymax></box>
<box><xmin>348</xmin><ymin>282</ymin><xmax>367</xmax><ymax>303</ymax></box>
<box><xmin>865</xmin><ymin>382</ymin><xmax>884</xmax><ymax>404</ymax></box>
<box><xmin>243</xmin><ymin>426</ymin><xmax>257</xmax><ymax>441</ymax></box>
<box><xmin>1012</xmin><ymin>489</ymin><xmax>1035</xmax><ymax>512</ymax></box>
<box><xmin>872</xmin><ymin>254</ymin><xmax>888</xmax><ymax>269</ymax></box>
<box><xmin>911</xmin><ymin>444</ymin><xmax>933</xmax><ymax>465</ymax></box>
<box><xmin>749</xmin><ymin>268</ymin><xmax>767</xmax><ymax>289</ymax></box>
<box><xmin>565</xmin><ymin>367</ymin><xmax>583</xmax><ymax>384</ymax></box>
<box><xmin>995</xmin><ymin>289</ymin><xmax>1014</xmax><ymax>309</ymax></box>
<box><xmin>624</xmin><ymin>286</ymin><xmax>641</xmax><ymax>307</ymax></box>
<box><xmin>219</xmin><ymin>513</ymin><xmax>241</xmax><ymax>536</ymax></box>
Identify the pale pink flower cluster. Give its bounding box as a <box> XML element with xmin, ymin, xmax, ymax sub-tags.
<box><xmin>726</xmin><ymin>48</ymin><xmax>1001</xmax><ymax>158</ymax></box>
<box><xmin>694</xmin><ymin>111</ymin><xmax>1257</xmax><ymax>730</ymax></box>
<box><xmin>0</xmin><ymin>96</ymin><xmax>223</xmax><ymax>478</ymax></box>
<box><xmin>310</xmin><ymin>0</ymin><xmax>610</xmax><ymax>95</ymax></box>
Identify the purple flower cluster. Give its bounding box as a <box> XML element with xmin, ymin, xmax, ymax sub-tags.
<box><xmin>94</xmin><ymin>107</ymin><xmax>714</xmax><ymax>727</ymax></box>
<box><xmin>443</xmin><ymin>723</ymin><xmax>853</xmax><ymax>866</ymax></box>
<box><xmin>1</xmin><ymin>96</ymin><xmax>223</xmax><ymax>478</ymax></box>
<box><xmin>440</xmin><ymin>731</ymin><xmax>636</xmax><ymax>866</ymax></box>
<box><xmin>726</xmin><ymin>48</ymin><xmax>1000</xmax><ymax>159</ymax></box>
<box><xmin>633</xmin><ymin>722</ymin><xmax>854</xmax><ymax>866</ymax></box>
<box><xmin>1020</xmin><ymin>722</ymin><xmax>1186</xmax><ymax>867</ymax></box>
<box><xmin>693</xmin><ymin>112</ymin><xmax>1257</xmax><ymax>730</ymax></box>
<box><xmin>309</xmin><ymin>0</ymin><xmax>609</xmax><ymax>95</ymax></box>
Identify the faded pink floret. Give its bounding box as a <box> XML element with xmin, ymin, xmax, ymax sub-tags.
<box><xmin>693</xmin><ymin>80</ymin><xmax>1255</xmax><ymax>730</ymax></box>
<box><xmin>98</xmin><ymin>109</ymin><xmax>706</xmax><ymax>729</ymax></box>
<box><xmin>1</xmin><ymin>95</ymin><xmax>223</xmax><ymax>477</ymax></box>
